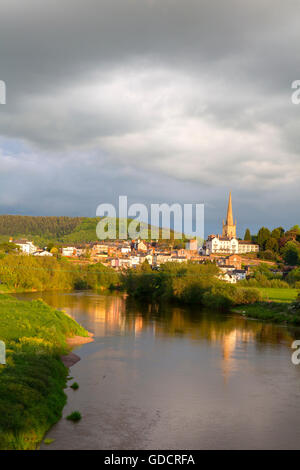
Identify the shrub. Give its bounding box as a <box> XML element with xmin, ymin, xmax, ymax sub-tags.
<box><xmin>66</xmin><ymin>411</ymin><xmax>82</xmax><ymax>422</ymax></box>
<box><xmin>237</xmin><ymin>288</ymin><xmax>262</xmax><ymax>304</ymax></box>
<box><xmin>44</xmin><ymin>438</ymin><xmax>55</xmax><ymax>445</ymax></box>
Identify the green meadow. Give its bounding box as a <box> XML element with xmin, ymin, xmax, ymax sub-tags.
<box><xmin>0</xmin><ymin>294</ymin><xmax>88</xmax><ymax>450</ymax></box>
<box><xmin>256</xmin><ymin>287</ymin><xmax>299</xmax><ymax>303</ymax></box>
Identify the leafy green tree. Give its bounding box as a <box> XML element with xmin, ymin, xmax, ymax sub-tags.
<box><xmin>244</xmin><ymin>228</ymin><xmax>251</xmax><ymax>241</ymax></box>
<box><xmin>0</xmin><ymin>242</ymin><xmax>20</xmax><ymax>254</ymax></box>
<box><xmin>265</xmin><ymin>237</ymin><xmax>279</xmax><ymax>252</ymax></box>
<box><xmin>271</xmin><ymin>227</ymin><xmax>285</xmax><ymax>239</ymax></box>
<box><xmin>286</xmin><ymin>268</ymin><xmax>300</xmax><ymax>285</ymax></box>
<box><xmin>258</xmin><ymin>250</ymin><xmax>277</xmax><ymax>261</ymax></box>
<box><xmin>283</xmin><ymin>242</ymin><xmax>300</xmax><ymax>266</ymax></box>
<box><xmin>257</xmin><ymin>227</ymin><xmax>271</xmax><ymax>250</ymax></box>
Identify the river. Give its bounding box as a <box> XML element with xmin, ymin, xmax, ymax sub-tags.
<box><xmin>15</xmin><ymin>290</ymin><xmax>300</xmax><ymax>449</ymax></box>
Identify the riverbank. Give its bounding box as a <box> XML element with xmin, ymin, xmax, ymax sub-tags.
<box><xmin>0</xmin><ymin>287</ymin><xmax>74</xmax><ymax>295</ymax></box>
<box><xmin>0</xmin><ymin>294</ymin><xmax>89</xmax><ymax>450</ymax></box>
<box><xmin>233</xmin><ymin>300</ymin><xmax>300</xmax><ymax>325</ymax></box>
<box><xmin>61</xmin><ymin>333</ymin><xmax>94</xmax><ymax>367</ymax></box>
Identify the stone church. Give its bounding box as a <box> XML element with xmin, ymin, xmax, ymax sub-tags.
<box><xmin>203</xmin><ymin>193</ymin><xmax>259</xmax><ymax>255</ymax></box>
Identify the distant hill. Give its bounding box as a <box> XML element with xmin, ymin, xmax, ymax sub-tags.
<box><xmin>0</xmin><ymin>215</ymin><xmax>187</xmax><ymax>246</ymax></box>
<box><xmin>0</xmin><ymin>215</ymin><xmax>84</xmax><ymax>239</ymax></box>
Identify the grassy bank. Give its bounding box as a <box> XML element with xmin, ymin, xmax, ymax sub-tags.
<box><xmin>0</xmin><ymin>294</ymin><xmax>88</xmax><ymax>450</ymax></box>
<box><xmin>256</xmin><ymin>287</ymin><xmax>299</xmax><ymax>303</ymax></box>
<box><xmin>233</xmin><ymin>301</ymin><xmax>300</xmax><ymax>325</ymax></box>
<box><xmin>232</xmin><ymin>287</ymin><xmax>300</xmax><ymax>324</ymax></box>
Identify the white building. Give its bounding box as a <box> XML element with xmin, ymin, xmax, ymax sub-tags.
<box><xmin>13</xmin><ymin>239</ymin><xmax>37</xmax><ymax>255</ymax></box>
<box><xmin>232</xmin><ymin>269</ymin><xmax>247</xmax><ymax>281</ymax></box>
<box><xmin>218</xmin><ymin>272</ymin><xmax>237</xmax><ymax>284</ymax></box>
<box><xmin>204</xmin><ymin>236</ymin><xmax>259</xmax><ymax>255</ymax></box>
<box><xmin>121</xmin><ymin>247</ymin><xmax>131</xmax><ymax>254</ymax></box>
<box><xmin>62</xmin><ymin>246</ymin><xmax>76</xmax><ymax>257</ymax></box>
<box><xmin>237</xmin><ymin>240</ymin><xmax>259</xmax><ymax>254</ymax></box>
<box><xmin>205</xmin><ymin>236</ymin><xmax>239</xmax><ymax>255</ymax></box>
<box><xmin>33</xmin><ymin>250</ymin><xmax>53</xmax><ymax>257</ymax></box>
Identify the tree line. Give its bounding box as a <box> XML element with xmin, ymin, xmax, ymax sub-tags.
<box><xmin>243</xmin><ymin>225</ymin><xmax>300</xmax><ymax>265</ymax></box>
<box><xmin>0</xmin><ymin>215</ymin><xmax>83</xmax><ymax>239</ymax></box>
<box><xmin>0</xmin><ymin>255</ymin><xmax>119</xmax><ymax>292</ymax></box>
<box><xmin>122</xmin><ymin>261</ymin><xmax>261</xmax><ymax>310</ymax></box>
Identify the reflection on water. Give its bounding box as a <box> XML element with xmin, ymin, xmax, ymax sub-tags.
<box><xmin>15</xmin><ymin>291</ymin><xmax>300</xmax><ymax>449</ymax></box>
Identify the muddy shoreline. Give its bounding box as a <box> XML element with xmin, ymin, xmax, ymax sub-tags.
<box><xmin>61</xmin><ymin>333</ymin><xmax>94</xmax><ymax>367</ymax></box>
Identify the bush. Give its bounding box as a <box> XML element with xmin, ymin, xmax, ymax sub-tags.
<box><xmin>123</xmin><ymin>263</ymin><xmax>262</xmax><ymax>310</ymax></box>
<box><xmin>66</xmin><ymin>411</ymin><xmax>82</xmax><ymax>422</ymax></box>
<box><xmin>288</xmin><ymin>294</ymin><xmax>300</xmax><ymax>314</ymax></box>
<box><xmin>237</xmin><ymin>288</ymin><xmax>262</xmax><ymax>304</ymax></box>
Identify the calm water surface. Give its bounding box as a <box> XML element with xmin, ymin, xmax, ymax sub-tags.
<box><xmin>16</xmin><ymin>291</ymin><xmax>300</xmax><ymax>449</ymax></box>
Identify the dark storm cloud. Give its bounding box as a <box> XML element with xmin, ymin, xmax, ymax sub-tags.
<box><xmin>0</xmin><ymin>0</ymin><xmax>299</xmax><ymax>233</ymax></box>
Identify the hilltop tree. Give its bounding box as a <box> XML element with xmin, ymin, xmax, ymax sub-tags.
<box><xmin>257</xmin><ymin>227</ymin><xmax>271</xmax><ymax>250</ymax></box>
<box><xmin>285</xmin><ymin>226</ymin><xmax>300</xmax><ymax>243</ymax></box>
<box><xmin>265</xmin><ymin>237</ymin><xmax>279</xmax><ymax>252</ymax></box>
<box><xmin>283</xmin><ymin>242</ymin><xmax>300</xmax><ymax>266</ymax></box>
<box><xmin>244</xmin><ymin>228</ymin><xmax>251</xmax><ymax>241</ymax></box>
<box><xmin>271</xmin><ymin>227</ymin><xmax>285</xmax><ymax>239</ymax></box>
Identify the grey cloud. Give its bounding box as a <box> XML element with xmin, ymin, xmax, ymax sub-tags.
<box><xmin>0</xmin><ymin>0</ymin><xmax>299</xmax><ymax>232</ymax></box>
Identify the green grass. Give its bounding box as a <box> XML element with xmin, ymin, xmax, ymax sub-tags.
<box><xmin>44</xmin><ymin>438</ymin><xmax>55</xmax><ymax>445</ymax></box>
<box><xmin>233</xmin><ymin>302</ymin><xmax>300</xmax><ymax>325</ymax></box>
<box><xmin>66</xmin><ymin>411</ymin><xmax>82</xmax><ymax>422</ymax></box>
<box><xmin>233</xmin><ymin>287</ymin><xmax>300</xmax><ymax>324</ymax></box>
<box><xmin>256</xmin><ymin>287</ymin><xmax>299</xmax><ymax>303</ymax></box>
<box><xmin>0</xmin><ymin>294</ymin><xmax>88</xmax><ymax>450</ymax></box>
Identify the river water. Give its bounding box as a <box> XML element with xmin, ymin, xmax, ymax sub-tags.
<box><xmin>16</xmin><ymin>291</ymin><xmax>300</xmax><ymax>449</ymax></box>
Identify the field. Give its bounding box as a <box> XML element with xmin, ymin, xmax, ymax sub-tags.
<box><xmin>257</xmin><ymin>287</ymin><xmax>299</xmax><ymax>303</ymax></box>
<box><xmin>0</xmin><ymin>294</ymin><xmax>88</xmax><ymax>450</ymax></box>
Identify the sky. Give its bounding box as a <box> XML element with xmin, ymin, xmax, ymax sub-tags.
<box><xmin>0</xmin><ymin>0</ymin><xmax>299</xmax><ymax>237</ymax></box>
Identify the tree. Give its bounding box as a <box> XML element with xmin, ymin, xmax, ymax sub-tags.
<box><xmin>290</xmin><ymin>225</ymin><xmax>300</xmax><ymax>234</ymax></box>
<box><xmin>257</xmin><ymin>227</ymin><xmax>271</xmax><ymax>250</ymax></box>
<box><xmin>244</xmin><ymin>228</ymin><xmax>251</xmax><ymax>241</ymax></box>
<box><xmin>258</xmin><ymin>250</ymin><xmax>277</xmax><ymax>261</ymax></box>
<box><xmin>283</xmin><ymin>242</ymin><xmax>300</xmax><ymax>266</ymax></box>
<box><xmin>271</xmin><ymin>227</ymin><xmax>285</xmax><ymax>239</ymax></box>
<box><xmin>286</xmin><ymin>267</ymin><xmax>300</xmax><ymax>285</ymax></box>
<box><xmin>0</xmin><ymin>242</ymin><xmax>20</xmax><ymax>254</ymax></box>
<box><xmin>265</xmin><ymin>237</ymin><xmax>279</xmax><ymax>252</ymax></box>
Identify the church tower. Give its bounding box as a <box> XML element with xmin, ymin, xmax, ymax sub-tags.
<box><xmin>222</xmin><ymin>192</ymin><xmax>237</xmax><ymax>238</ymax></box>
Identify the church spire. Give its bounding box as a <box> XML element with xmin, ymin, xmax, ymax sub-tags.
<box><xmin>226</xmin><ymin>191</ymin><xmax>234</xmax><ymax>226</ymax></box>
<box><xmin>222</xmin><ymin>191</ymin><xmax>236</xmax><ymax>239</ymax></box>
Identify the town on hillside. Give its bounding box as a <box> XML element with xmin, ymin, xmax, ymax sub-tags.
<box><xmin>8</xmin><ymin>193</ymin><xmax>282</xmax><ymax>284</ymax></box>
